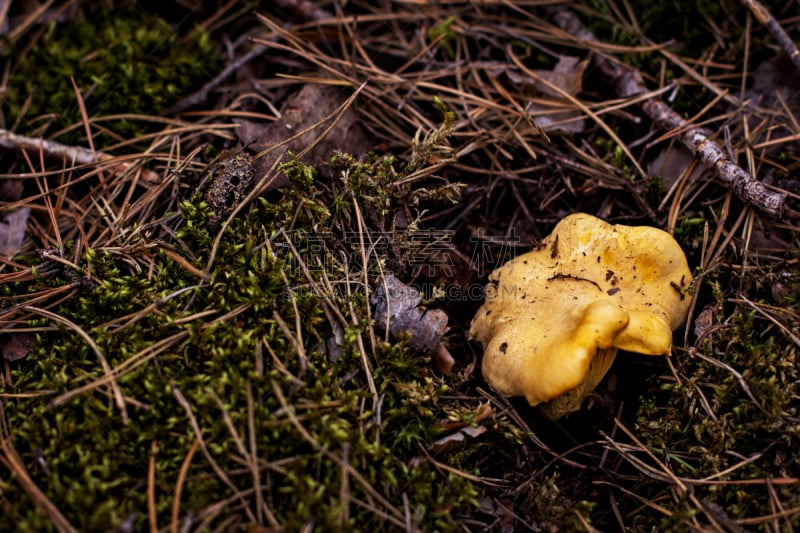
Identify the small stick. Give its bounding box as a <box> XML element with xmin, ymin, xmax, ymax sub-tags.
<box><xmin>0</xmin><ymin>128</ymin><xmax>160</xmax><ymax>184</ymax></box>
<box><xmin>165</xmin><ymin>1</ymin><xmax>333</xmax><ymax>115</ymax></box>
<box><xmin>164</xmin><ymin>43</ymin><xmax>268</xmax><ymax>115</ymax></box>
<box><xmin>741</xmin><ymin>0</ymin><xmax>800</xmax><ymax>74</ymax></box>
<box><xmin>547</xmin><ymin>6</ymin><xmax>794</xmax><ymax>220</ymax></box>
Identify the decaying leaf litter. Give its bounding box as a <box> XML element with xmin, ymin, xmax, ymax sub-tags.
<box><xmin>1</xmin><ymin>0</ymin><xmax>800</xmax><ymax>530</ymax></box>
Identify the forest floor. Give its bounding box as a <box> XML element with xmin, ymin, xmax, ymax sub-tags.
<box><xmin>1</xmin><ymin>1</ymin><xmax>800</xmax><ymax>531</ymax></box>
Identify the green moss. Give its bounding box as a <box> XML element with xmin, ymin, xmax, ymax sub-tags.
<box><xmin>0</xmin><ymin>151</ymin><xmax>484</xmax><ymax>531</ymax></box>
<box><xmin>630</xmin><ymin>264</ymin><xmax>800</xmax><ymax>529</ymax></box>
<box><xmin>3</xmin><ymin>4</ymin><xmax>218</xmax><ymax>144</ymax></box>
<box><xmin>427</xmin><ymin>17</ymin><xmax>458</xmax><ymax>59</ymax></box>
<box><xmin>595</xmin><ymin>136</ymin><xmax>633</xmax><ymax>179</ymax></box>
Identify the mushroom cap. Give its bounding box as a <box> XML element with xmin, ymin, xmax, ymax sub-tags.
<box><xmin>469</xmin><ymin>213</ymin><xmax>692</xmax><ymax>418</ymax></box>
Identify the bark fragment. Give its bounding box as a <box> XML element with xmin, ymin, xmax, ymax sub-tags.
<box><xmin>0</xmin><ymin>207</ymin><xmax>29</xmax><ymax>257</ymax></box>
<box><xmin>203</xmin><ymin>152</ymin><xmax>256</xmax><ymax>230</ymax></box>
<box><xmin>164</xmin><ymin>1</ymin><xmax>333</xmax><ymax>115</ymax></box>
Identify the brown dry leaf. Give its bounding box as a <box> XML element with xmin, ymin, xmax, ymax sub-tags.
<box><xmin>0</xmin><ymin>179</ymin><xmax>22</xmax><ymax>201</ymax></box>
<box><xmin>432</xmin><ymin>343</ymin><xmax>456</xmax><ymax>374</ymax></box>
<box><xmin>431</xmin><ymin>425</ymin><xmax>487</xmax><ymax>453</ymax></box>
<box><xmin>472</xmin><ymin>401</ymin><xmax>494</xmax><ymax>423</ymax></box>
<box><xmin>747</xmin><ymin>55</ymin><xmax>800</xmax><ymax>109</ymax></box>
<box><xmin>530</xmin><ymin>55</ymin><xmax>586</xmax><ymax>98</ymax></box>
<box><xmin>1</xmin><ymin>332</ymin><xmax>37</xmax><ymax>361</ymax></box>
<box><xmin>508</xmin><ymin>56</ymin><xmax>588</xmax><ymax>134</ymax></box>
<box><xmin>236</xmin><ymin>83</ymin><xmax>373</xmax><ymax>189</ymax></box>
<box><xmin>741</xmin><ymin>55</ymin><xmax>800</xmax><ymax>161</ymax></box>
<box><xmin>647</xmin><ymin>144</ymin><xmax>707</xmax><ymax>191</ymax></box>
<box><xmin>371</xmin><ymin>273</ymin><xmax>448</xmax><ymax>354</ymax></box>
<box><xmin>693</xmin><ymin>306</ymin><xmax>715</xmax><ymax>341</ymax></box>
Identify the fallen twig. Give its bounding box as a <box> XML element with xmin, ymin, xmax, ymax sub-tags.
<box><xmin>0</xmin><ymin>128</ymin><xmax>160</xmax><ymax>184</ymax></box>
<box><xmin>741</xmin><ymin>0</ymin><xmax>800</xmax><ymax>74</ymax></box>
<box><xmin>547</xmin><ymin>6</ymin><xmax>794</xmax><ymax>220</ymax></box>
<box><xmin>164</xmin><ymin>43</ymin><xmax>268</xmax><ymax>115</ymax></box>
<box><xmin>164</xmin><ymin>0</ymin><xmax>333</xmax><ymax>115</ymax></box>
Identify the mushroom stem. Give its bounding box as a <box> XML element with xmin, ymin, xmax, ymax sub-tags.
<box><xmin>540</xmin><ymin>347</ymin><xmax>618</xmax><ymax>420</ymax></box>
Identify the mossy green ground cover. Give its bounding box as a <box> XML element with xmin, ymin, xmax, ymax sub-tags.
<box><xmin>2</xmin><ymin>1</ymin><xmax>800</xmax><ymax>531</ymax></box>
<box><xmin>3</xmin><ymin>4</ymin><xmax>217</xmax><ymax>143</ymax></box>
<box><xmin>1</xmin><ymin>157</ymin><xmax>486</xmax><ymax>530</ymax></box>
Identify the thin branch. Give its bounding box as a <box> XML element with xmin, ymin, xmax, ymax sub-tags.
<box><xmin>0</xmin><ymin>128</ymin><xmax>160</xmax><ymax>184</ymax></box>
<box><xmin>165</xmin><ymin>1</ymin><xmax>333</xmax><ymax>114</ymax></box>
<box><xmin>164</xmin><ymin>43</ymin><xmax>268</xmax><ymax>115</ymax></box>
<box><xmin>741</xmin><ymin>0</ymin><xmax>800</xmax><ymax>74</ymax></box>
<box><xmin>546</xmin><ymin>6</ymin><xmax>795</xmax><ymax>220</ymax></box>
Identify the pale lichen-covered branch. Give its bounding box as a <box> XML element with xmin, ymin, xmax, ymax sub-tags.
<box><xmin>547</xmin><ymin>6</ymin><xmax>794</xmax><ymax>220</ymax></box>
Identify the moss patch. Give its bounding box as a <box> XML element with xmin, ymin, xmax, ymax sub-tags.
<box><xmin>2</xmin><ymin>4</ymin><xmax>217</xmax><ymax>144</ymax></box>
<box><xmin>0</xmin><ymin>152</ymin><xmax>487</xmax><ymax>531</ymax></box>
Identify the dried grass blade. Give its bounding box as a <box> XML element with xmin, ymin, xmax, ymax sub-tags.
<box><xmin>22</xmin><ymin>304</ymin><xmax>129</xmax><ymax>424</ymax></box>
<box><xmin>0</xmin><ymin>403</ymin><xmax>76</xmax><ymax>533</ymax></box>
<box><xmin>170</xmin><ymin>436</ymin><xmax>199</xmax><ymax>533</ymax></box>
<box><xmin>170</xmin><ymin>383</ymin><xmax>257</xmax><ymax>523</ymax></box>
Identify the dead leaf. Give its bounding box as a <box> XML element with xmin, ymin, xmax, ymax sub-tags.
<box><xmin>748</xmin><ymin>55</ymin><xmax>800</xmax><ymax>109</ymax></box>
<box><xmin>694</xmin><ymin>306</ymin><xmax>715</xmax><ymax>341</ymax></box>
<box><xmin>531</xmin><ymin>56</ymin><xmax>586</xmax><ymax>98</ymax></box>
<box><xmin>0</xmin><ymin>179</ymin><xmax>22</xmax><ymax>201</ymax></box>
<box><xmin>371</xmin><ymin>273</ymin><xmax>448</xmax><ymax>354</ymax></box>
<box><xmin>461</xmin><ymin>425</ymin><xmax>487</xmax><ymax>438</ymax></box>
<box><xmin>431</xmin><ymin>430</ymin><xmax>465</xmax><ymax>452</ymax></box>
<box><xmin>647</xmin><ymin>144</ymin><xmax>707</xmax><ymax>191</ymax></box>
<box><xmin>432</xmin><ymin>343</ymin><xmax>455</xmax><ymax>374</ymax></box>
<box><xmin>237</xmin><ymin>84</ymin><xmax>373</xmax><ymax>190</ymax></box>
<box><xmin>507</xmin><ymin>56</ymin><xmax>588</xmax><ymax>134</ymax></box>
<box><xmin>740</xmin><ymin>55</ymin><xmax>800</xmax><ymax>156</ymax></box>
<box><xmin>431</xmin><ymin>425</ymin><xmax>487</xmax><ymax>453</ymax></box>
<box><xmin>1</xmin><ymin>332</ymin><xmax>37</xmax><ymax>361</ymax></box>
<box><xmin>473</xmin><ymin>401</ymin><xmax>493</xmax><ymax>423</ymax></box>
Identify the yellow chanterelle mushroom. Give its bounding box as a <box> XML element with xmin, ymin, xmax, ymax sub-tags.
<box><xmin>469</xmin><ymin>213</ymin><xmax>693</xmax><ymax>419</ymax></box>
